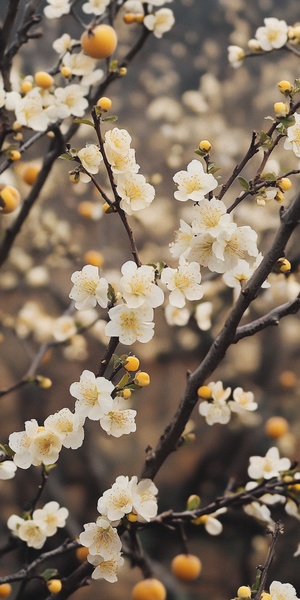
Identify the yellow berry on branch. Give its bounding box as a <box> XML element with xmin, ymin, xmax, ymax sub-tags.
<box><xmin>237</xmin><ymin>585</ymin><xmax>251</xmax><ymax>599</ymax></box>
<box><xmin>0</xmin><ymin>185</ymin><xmax>21</xmax><ymax>214</ymax></box>
<box><xmin>132</xmin><ymin>578</ymin><xmax>167</xmax><ymax>600</ymax></box>
<box><xmin>0</xmin><ymin>584</ymin><xmax>12</xmax><ymax>598</ymax></box>
<box><xmin>171</xmin><ymin>554</ymin><xmax>202</xmax><ymax>581</ymax></box>
<box><xmin>22</xmin><ymin>163</ymin><xmax>40</xmax><ymax>185</ymax></box>
<box><xmin>134</xmin><ymin>372</ymin><xmax>150</xmax><ymax>387</ymax></box>
<box><xmin>124</xmin><ymin>356</ymin><xmax>140</xmax><ymax>372</ymax></box>
<box><xmin>265</xmin><ymin>416</ymin><xmax>289</xmax><ymax>439</ymax></box>
<box><xmin>197</xmin><ymin>385</ymin><xmax>212</xmax><ymax>399</ymax></box>
<box><xmin>81</xmin><ymin>24</ymin><xmax>118</xmax><ymax>59</ymax></box>
<box><xmin>97</xmin><ymin>96</ymin><xmax>112</xmax><ymax>111</ymax></box>
<box><xmin>46</xmin><ymin>579</ymin><xmax>62</xmax><ymax>594</ymax></box>
<box><xmin>34</xmin><ymin>71</ymin><xmax>54</xmax><ymax>88</ymax></box>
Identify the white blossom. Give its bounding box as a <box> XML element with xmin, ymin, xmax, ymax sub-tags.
<box><xmin>228</xmin><ymin>45</ymin><xmax>245</xmax><ymax>68</ymax></box>
<box><xmin>79</xmin><ymin>518</ymin><xmax>122</xmax><ymax>558</ymax></box>
<box><xmin>248</xmin><ymin>447</ymin><xmax>291</xmax><ymax>480</ymax></box>
<box><xmin>243</xmin><ymin>501</ymin><xmax>273</xmax><ymax>525</ymax></box>
<box><xmin>269</xmin><ymin>581</ymin><xmax>299</xmax><ymax>600</ymax></box>
<box><xmin>15</xmin><ymin>89</ymin><xmax>50</xmax><ymax>131</ymax></box>
<box><xmin>0</xmin><ymin>461</ymin><xmax>17</xmax><ymax>480</ymax></box>
<box><xmin>120</xmin><ymin>261</ymin><xmax>164</xmax><ymax>308</ymax></box>
<box><xmin>9</xmin><ymin>419</ymin><xmax>40</xmax><ymax>469</ymax></box>
<box><xmin>116</xmin><ymin>172</ymin><xmax>155</xmax><ymax>215</ymax></box>
<box><xmin>104</xmin><ymin>128</ymin><xmax>132</xmax><ymax>155</ymax></box>
<box><xmin>44</xmin><ymin>0</ymin><xmax>71</xmax><ymax>19</ymax></box>
<box><xmin>30</xmin><ymin>428</ymin><xmax>62</xmax><ymax>466</ymax></box>
<box><xmin>69</xmin><ymin>264</ymin><xmax>109</xmax><ymax>311</ymax></box>
<box><xmin>78</xmin><ymin>144</ymin><xmax>102</xmax><ymax>175</ymax></box>
<box><xmin>82</xmin><ymin>0</ymin><xmax>110</xmax><ymax>15</ymax></box>
<box><xmin>97</xmin><ymin>475</ymin><xmax>133</xmax><ymax>522</ymax></box>
<box><xmin>199</xmin><ymin>508</ymin><xmax>227</xmax><ymax>535</ymax></box>
<box><xmin>199</xmin><ymin>381</ymin><xmax>232</xmax><ymax>426</ymax></box>
<box><xmin>144</xmin><ymin>8</ymin><xmax>175</xmax><ymax>38</ymax></box>
<box><xmin>129</xmin><ymin>476</ymin><xmax>158</xmax><ymax>522</ymax></box>
<box><xmin>100</xmin><ymin>405</ymin><xmax>137</xmax><ymax>437</ymax></box>
<box><xmin>32</xmin><ymin>501</ymin><xmax>69</xmax><ymax>536</ymax></box>
<box><xmin>228</xmin><ymin>387</ymin><xmax>258</xmax><ymax>414</ymax></box>
<box><xmin>284</xmin><ymin>113</ymin><xmax>300</xmax><ymax>158</ymax></box>
<box><xmin>173</xmin><ymin>160</ymin><xmax>218</xmax><ymax>202</ymax></box>
<box><xmin>70</xmin><ymin>370</ymin><xmax>114</xmax><ymax>420</ymax></box>
<box><xmin>44</xmin><ymin>408</ymin><xmax>85</xmax><ymax>449</ymax></box>
<box><xmin>62</xmin><ymin>51</ymin><xmax>99</xmax><ymax>78</ymax></box>
<box><xmin>161</xmin><ymin>257</ymin><xmax>203</xmax><ymax>308</ymax></box>
<box><xmin>255</xmin><ymin>18</ymin><xmax>288</xmax><ymax>51</ymax></box>
<box><xmin>195</xmin><ymin>301</ymin><xmax>212</xmax><ymax>331</ymax></box>
<box><xmin>53</xmin><ymin>315</ymin><xmax>77</xmax><ymax>341</ymax></box>
<box><xmin>7</xmin><ymin>515</ymin><xmax>47</xmax><ymax>549</ymax></box>
<box><xmin>51</xmin><ymin>84</ymin><xmax>89</xmax><ymax>118</ymax></box>
<box><xmin>52</xmin><ymin>33</ymin><xmax>74</xmax><ymax>54</ymax></box>
<box><xmin>164</xmin><ymin>303</ymin><xmax>190</xmax><ymax>326</ymax></box>
<box><xmin>169</xmin><ymin>219</ymin><xmax>194</xmax><ymax>259</ymax></box>
<box><xmin>105</xmin><ymin>304</ymin><xmax>155</xmax><ymax>345</ymax></box>
<box><xmin>105</xmin><ymin>145</ymin><xmax>139</xmax><ymax>175</ymax></box>
<box><xmin>191</xmin><ymin>198</ymin><xmax>231</xmax><ymax>236</ymax></box>
<box><xmin>88</xmin><ymin>552</ymin><xmax>125</xmax><ymax>582</ymax></box>
<box><xmin>148</xmin><ymin>0</ymin><xmax>173</xmax><ymax>5</ymax></box>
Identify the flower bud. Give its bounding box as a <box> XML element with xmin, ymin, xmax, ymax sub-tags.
<box><xmin>186</xmin><ymin>494</ymin><xmax>201</xmax><ymax>510</ymax></box>
<box><xmin>278</xmin><ymin>80</ymin><xmax>293</xmax><ymax>95</ymax></box>
<box><xmin>8</xmin><ymin>150</ymin><xmax>21</xmax><ymax>161</ymax></box>
<box><xmin>84</xmin><ymin>250</ymin><xmax>104</xmax><ymax>268</ymax></box>
<box><xmin>96</xmin><ymin>96</ymin><xmax>112</xmax><ymax>111</ymax></box>
<box><xmin>35</xmin><ymin>376</ymin><xmax>53</xmax><ymax>389</ymax></box>
<box><xmin>134</xmin><ymin>371</ymin><xmax>150</xmax><ymax>387</ymax></box>
<box><xmin>124</xmin><ymin>356</ymin><xmax>140</xmax><ymax>371</ymax></box>
<box><xmin>199</xmin><ymin>140</ymin><xmax>211</xmax><ymax>153</ymax></box>
<box><xmin>34</xmin><ymin>71</ymin><xmax>54</xmax><ymax>89</ymax></box>
<box><xmin>277</xmin><ymin>177</ymin><xmax>292</xmax><ymax>191</ymax></box>
<box><xmin>127</xmin><ymin>511</ymin><xmax>138</xmax><ymax>522</ymax></box>
<box><xmin>275</xmin><ymin>257</ymin><xmax>291</xmax><ymax>273</ymax></box>
<box><xmin>197</xmin><ymin>385</ymin><xmax>212</xmax><ymax>399</ymax></box>
<box><xmin>118</xmin><ymin>67</ymin><xmax>127</xmax><ymax>76</ymax></box>
<box><xmin>237</xmin><ymin>586</ymin><xmax>251</xmax><ymax>599</ymax></box>
<box><xmin>274</xmin><ymin>102</ymin><xmax>289</xmax><ymax>117</ymax></box>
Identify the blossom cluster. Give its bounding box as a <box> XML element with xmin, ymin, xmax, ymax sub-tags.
<box><xmin>7</xmin><ymin>501</ymin><xmax>69</xmax><ymax>549</ymax></box>
<box><xmin>79</xmin><ymin>475</ymin><xmax>158</xmax><ymax>582</ymax></box>
<box><xmin>198</xmin><ymin>381</ymin><xmax>258</xmax><ymax>426</ymax></box>
<box><xmin>228</xmin><ymin>17</ymin><xmax>290</xmax><ymax>68</ymax></box>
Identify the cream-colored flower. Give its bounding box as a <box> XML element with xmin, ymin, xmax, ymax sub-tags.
<box><xmin>144</xmin><ymin>8</ymin><xmax>175</xmax><ymax>38</ymax></box>
<box><xmin>255</xmin><ymin>17</ymin><xmax>288</xmax><ymax>51</ymax></box>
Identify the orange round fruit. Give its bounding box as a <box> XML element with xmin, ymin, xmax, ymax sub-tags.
<box><xmin>124</xmin><ymin>356</ymin><xmax>140</xmax><ymax>372</ymax></box>
<box><xmin>171</xmin><ymin>553</ymin><xmax>202</xmax><ymax>581</ymax></box>
<box><xmin>0</xmin><ymin>185</ymin><xmax>21</xmax><ymax>214</ymax></box>
<box><xmin>76</xmin><ymin>545</ymin><xmax>89</xmax><ymax>562</ymax></box>
<box><xmin>34</xmin><ymin>71</ymin><xmax>54</xmax><ymax>88</ymax></box>
<box><xmin>0</xmin><ymin>584</ymin><xmax>12</xmax><ymax>598</ymax></box>
<box><xmin>22</xmin><ymin>164</ymin><xmax>40</xmax><ymax>185</ymax></box>
<box><xmin>132</xmin><ymin>578</ymin><xmax>166</xmax><ymax>600</ymax></box>
<box><xmin>84</xmin><ymin>250</ymin><xmax>104</xmax><ymax>268</ymax></box>
<box><xmin>46</xmin><ymin>579</ymin><xmax>62</xmax><ymax>594</ymax></box>
<box><xmin>265</xmin><ymin>416</ymin><xmax>289</xmax><ymax>439</ymax></box>
<box><xmin>81</xmin><ymin>24</ymin><xmax>118</xmax><ymax>59</ymax></box>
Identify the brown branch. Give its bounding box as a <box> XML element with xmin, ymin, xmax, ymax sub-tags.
<box><xmin>233</xmin><ymin>295</ymin><xmax>300</xmax><ymax>343</ymax></box>
<box><xmin>141</xmin><ymin>192</ymin><xmax>300</xmax><ymax>480</ymax></box>
<box><xmin>253</xmin><ymin>521</ymin><xmax>284</xmax><ymax>600</ymax></box>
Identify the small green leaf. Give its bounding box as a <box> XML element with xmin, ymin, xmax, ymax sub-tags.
<box><xmin>73</xmin><ymin>118</ymin><xmax>95</xmax><ymax>127</ymax></box>
<box><xmin>261</xmin><ymin>171</ymin><xmax>277</xmax><ymax>182</ymax></box>
<box><xmin>101</xmin><ymin>115</ymin><xmax>118</xmax><ymax>123</ymax></box>
<box><xmin>293</xmin><ymin>78</ymin><xmax>300</xmax><ymax>93</ymax></box>
<box><xmin>41</xmin><ymin>568</ymin><xmax>59</xmax><ymax>582</ymax></box>
<box><xmin>115</xmin><ymin>373</ymin><xmax>130</xmax><ymax>390</ymax></box>
<box><xmin>237</xmin><ymin>176</ymin><xmax>250</xmax><ymax>191</ymax></box>
<box><xmin>59</xmin><ymin>153</ymin><xmax>72</xmax><ymax>160</ymax></box>
<box><xmin>107</xmin><ymin>283</ymin><xmax>117</xmax><ymax>304</ymax></box>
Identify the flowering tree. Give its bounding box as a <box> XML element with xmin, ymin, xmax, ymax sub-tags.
<box><xmin>0</xmin><ymin>2</ymin><xmax>300</xmax><ymax>600</ymax></box>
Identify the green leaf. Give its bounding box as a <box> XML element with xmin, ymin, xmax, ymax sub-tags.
<box><xmin>112</xmin><ymin>354</ymin><xmax>122</xmax><ymax>369</ymax></box>
<box><xmin>261</xmin><ymin>171</ymin><xmax>277</xmax><ymax>182</ymax></box>
<box><xmin>59</xmin><ymin>153</ymin><xmax>72</xmax><ymax>160</ymax></box>
<box><xmin>115</xmin><ymin>373</ymin><xmax>130</xmax><ymax>390</ymax></box>
<box><xmin>41</xmin><ymin>568</ymin><xmax>59</xmax><ymax>582</ymax></box>
<box><xmin>0</xmin><ymin>443</ymin><xmax>13</xmax><ymax>456</ymax></box>
<box><xmin>237</xmin><ymin>176</ymin><xmax>250</xmax><ymax>191</ymax></box>
<box><xmin>101</xmin><ymin>115</ymin><xmax>118</xmax><ymax>123</ymax></box>
<box><xmin>293</xmin><ymin>78</ymin><xmax>300</xmax><ymax>93</ymax></box>
<box><xmin>73</xmin><ymin>118</ymin><xmax>95</xmax><ymax>127</ymax></box>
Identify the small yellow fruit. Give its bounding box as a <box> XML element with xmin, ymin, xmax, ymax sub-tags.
<box><xmin>197</xmin><ymin>385</ymin><xmax>212</xmax><ymax>399</ymax></box>
<box><xmin>135</xmin><ymin>14</ymin><xmax>144</xmax><ymax>23</ymax></box>
<box><xmin>171</xmin><ymin>554</ymin><xmax>202</xmax><ymax>581</ymax></box>
<box><xmin>132</xmin><ymin>578</ymin><xmax>167</xmax><ymax>600</ymax></box>
<box><xmin>84</xmin><ymin>250</ymin><xmax>104</xmax><ymax>268</ymax></box>
<box><xmin>261</xmin><ymin>593</ymin><xmax>271</xmax><ymax>600</ymax></box>
<box><xmin>276</xmin><ymin>257</ymin><xmax>291</xmax><ymax>273</ymax></box>
<box><xmin>124</xmin><ymin>356</ymin><xmax>140</xmax><ymax>372</ymax></box>
<box><xmin>0</xmin><ymin>584</ymin><xmax>12</xmax><ymax>598</ymax></box>
<box><xmin>122</xmin><ymin>388</ymin><xmax>132</xmax><ymax>399</ymax></box>
<box><xmin>22</xmin><ymin>164</ymin><xmax>40</xmax><ymax>185</ymax></box>
<box><xmin>237</xmin><ymin>585</ymin><xmax>251</xmax><ymax>598</ymax></box>
<box><xmin>34</xmin><ymin>71</ymin><xmax>54</xmax><ymax>88</ymax></box>
<box><xmin>123</xmin><ymin>13</ymin><xmax>136</xmax><ymax>24</ymax></box>
<box><xmin>97</xmin><ymin>96</ymin><xmax>112</xmax><ymax>111</ymax></box>
<box><xmin>265</xmin><ymin>416</ymin><xmax>289</xmax><ymax>439</ymax></box>
<box><xmin>278</xmin><ymin>80</ymin><xmax>293</xmax><ymax>94</ymax></box>
<box><xmin>8</xmin><ymin>150</ymin><xmax>21</xmax><ymax>161</ymax></box>
<box><xmin>78</xmin><ymin>201</ymin><xmax>96</xmax><ymax>218</ymax></box>
<box><xmin>277</xmin><ymin>177</ymin><xmax>292</xmax><ymax>191</ymax></box>
<box><xmin>81</xmin><ymin>24</ymin><xmax>118</xmax><ymax>59</ymax></box>
<box><xmin>0</xmin><ymin>185</ymin><xmax>21</xmax><ymax>214</ymax></box>
<box><xmin>199</xmin><ymin>139</ymin><xmax>211</xmax><ymax>152</ymax></box>
<box><xmin>60</xmin><ymin>66</ymin><xmax>72</xmax><ymax>78</ymax></box>
<box><xmin>76</xmin><ymin>546</ymin><xmax>89</xmax><ymax>563</ymax></box>
<box><xmin>279</xmin><ymin>370</ymin><xmax>297</xmax><ymax>388</ymax></box>
<box><xmin>21</xmin><ymin>80</ymin><xmax>33</xmax><ymax>94</ymax></box>
<box><xmin>127</xmin><ymin>512</ymin><xmax>138</xmax><ymax>522</ymax></box>
<box><xmin>274</xmin><ymin>102</ymin><xmax>289</xmax><ymax>117</ymax></box>
<box><xmin>35</xmin><ymin>376</ymin><xmax>52</xmax><ymax>389</ymax></box>
<box><xmin>46</xmin><ymin>579</ymin><xmax>62</xmax><ymax>594</ymax></box>
<box><xmin>134</xmin><ymin>372</ymin><xmax>150</xmax><ymax>387</ymax></box>
<box><xmin>118</xmin><ymin>67</ymin><xmax>127</xmax><ymax>76</ymax></box>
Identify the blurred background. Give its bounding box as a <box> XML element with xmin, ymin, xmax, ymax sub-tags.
<box><xmin>0</xmin><ymin>0</ymin><xmax>300</xmax><ymax>598</ymax></box>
